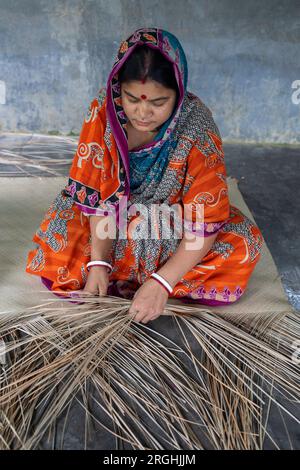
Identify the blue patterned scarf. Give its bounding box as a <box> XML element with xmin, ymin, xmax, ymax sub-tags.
<box><xmin>107</xmin><ymin>28</ymin><xmax>188</xmax><ymax>194</ymax></box>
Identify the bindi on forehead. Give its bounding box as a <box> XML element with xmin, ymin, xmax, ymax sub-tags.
<box><xmin>140</xmin><ymin>77</ymin><xmax>147</xmax><ymax>98</ymax></box>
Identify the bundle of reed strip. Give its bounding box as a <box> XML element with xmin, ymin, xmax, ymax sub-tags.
<box><xmin>0</xmin><ymin>293</ymin><xmax>299</xmax><ymax>450</ymax></box>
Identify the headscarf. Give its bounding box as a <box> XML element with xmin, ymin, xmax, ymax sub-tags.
<box><xmin>108</xmin><ymin>28</ymin><xmax>188</xmax><ymax>193</ymax></box>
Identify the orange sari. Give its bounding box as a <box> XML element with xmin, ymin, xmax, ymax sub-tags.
<box><xmin>26</xmin><ymin>28</ymin><xmax>264</xmax><ymax>306</ymax></box>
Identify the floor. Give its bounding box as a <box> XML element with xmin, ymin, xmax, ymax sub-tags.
<box><xmin>1</xmin><ymin>132</ymin><xmax>299</xmax><ymax>449</ymax></box>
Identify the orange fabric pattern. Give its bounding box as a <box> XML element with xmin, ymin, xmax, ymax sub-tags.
<box><xmin>26</xmin><ymin>117</ymin><xmax>264</xmax><ymax>306</ymax></box>
<box><xmin>25</xmin><ymin>27</ymin><xmax>264</xmax><ymax>306</ymax></box>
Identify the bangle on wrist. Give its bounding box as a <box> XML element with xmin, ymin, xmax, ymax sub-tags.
<box><xmin>150</xmin><ymin>272</ymin><xmax>173</xmax><ymax>295</ymax></box>
<box><xmin>86</xmin><ymin>260</ymin><xmax>113</xmax><ymax>274</ymax></box>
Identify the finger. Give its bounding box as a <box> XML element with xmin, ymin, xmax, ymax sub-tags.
<box><xmin>128</xmin><ymin>310</ymin><xmax>140</xmax><ymax>319</ymax></box>
<box><xmin>81</xmin><ymin>289</ymin><xmax>94</xmax><ymax>296</ymax></box>
<box><xmin>141</xmin><ymin>312</ymin><xmax>162</xmax><ymax>324</ymax></box>
<box><xmin>135</xmin><ymin>310</ymin><xmax>155</xmax><ymax>323</ymax></box>
<box><xmin>129</xmin><ymin>310</ymin><xmax>145</xmax><ymax>323</ymax></box>
<box><xmin>128</xmin><ymin>305</ymin><xmax>140</xmax><ymax>315</ymax></box>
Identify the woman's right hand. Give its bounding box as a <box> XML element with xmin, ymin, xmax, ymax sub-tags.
<box><xmin>82</xmin><ymin>266</ymin><xmax>110</xmax><ymax>296</ymax></box>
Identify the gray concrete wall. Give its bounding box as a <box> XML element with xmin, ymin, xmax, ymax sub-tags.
<box><xmin>0</xmin><ymin>0</ymin><xmax>299</xmax><ymax>143</ymax></box>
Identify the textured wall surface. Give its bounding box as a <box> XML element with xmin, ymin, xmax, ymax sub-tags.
<box><xmin>0</xmin><ymin>0</ymin><xmax>299</xmax><ymax>143</ymax></box>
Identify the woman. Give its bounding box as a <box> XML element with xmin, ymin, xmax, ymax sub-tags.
<box><xmin>26</xmin><ymin>27</ymin><xmax>264</xmax><ymax>324</ymax></box>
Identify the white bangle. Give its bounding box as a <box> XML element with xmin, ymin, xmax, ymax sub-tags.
<box><xmin>86</xmin><ymin>260</ymin><xmax>113</xmax><ymax>273</ymax></box>
<box><xmin>150</xmin><ymin>273</ymin><xmax>173</xmax><ymax>295</ymax></box>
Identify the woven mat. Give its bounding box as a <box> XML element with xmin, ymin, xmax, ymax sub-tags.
<box><xmin>0</xmin><ymin>176</ymin><xmax>292</xmax><ymax>315</ymax></box>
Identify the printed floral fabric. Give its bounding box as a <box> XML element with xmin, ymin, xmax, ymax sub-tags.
<box><xmin>25</xmin><ymin>27</ymin><xmax>264</xmax><ymax>306</ymax></box>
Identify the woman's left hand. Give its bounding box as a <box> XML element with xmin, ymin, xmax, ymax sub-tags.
<box><xmin>128</xmin><ymin>278</ymin><xmax>169</xmax><ymax>324</ymax></box>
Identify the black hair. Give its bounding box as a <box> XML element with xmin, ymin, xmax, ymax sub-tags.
<box><xmin>118</xmin><ymin>45</ymin><xmax>179</xmax><ymax>101</ymax></box>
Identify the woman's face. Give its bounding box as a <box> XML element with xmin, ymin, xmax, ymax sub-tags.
<box><xmin>120</xmin><ymin>79</ymin><xmax>177</xmax><ymax>133</ymax></box>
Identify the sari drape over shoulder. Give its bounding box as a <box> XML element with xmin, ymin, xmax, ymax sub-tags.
<box><xmin>26</xmin><ymin>27</ymin><xmax>264</xmax><ymax>305</ymax></box>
